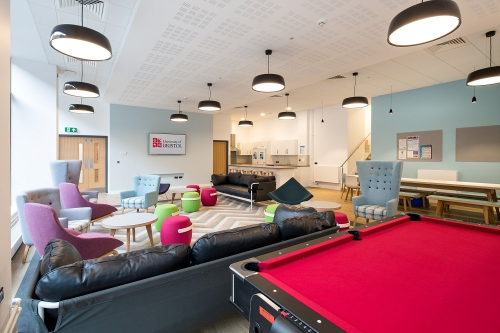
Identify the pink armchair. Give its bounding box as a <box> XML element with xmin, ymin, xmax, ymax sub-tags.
<box><xmin>59</xmin><ymin>183</ymin><xmax>117</xmax><ymax>223</ymax></box>
<box><xmin>24</xmin><ymin>203</ymin><xmax>123</xmax><ymax>259</ymax></box>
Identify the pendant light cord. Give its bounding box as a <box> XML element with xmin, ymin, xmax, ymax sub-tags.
<box><xmin>81</xmin><ymin>1</ymin><xmax>84</xmax><ymax>27</ymax></box>
<box><xmin>267</xmin><ymin>55</ymin><xmax>270</xmax><ymax>74</ymax></box>
<box><xmin>178</xmin><ymin>101</ymin><xmax>182</xmax><ymax>114</ymax></box>
<box><xmin>390</xmin><ymin>85</ymin><xmax>393</xmax><ymax>107</ymax></box>
<box><xmin>353</xmin><ymin>75</ymin><xmax>357</xmax><ymax>96</ymax></box>
<box><xmin>209</xmin><ymin>85</ymin><xmax>212</xmax><ymax>100</ymax></box>
<box><xmin>81</xmin><ymin>61</ymin><xmax>83</xmax><ymax>82</ymax></box>
<box><xmin>244</xmin><ymin>106</ymin><xmax>248</xmax><ymax>120</ymax></box>
<box><xmin>490</xmin><ymin>35</ymin><xmax>493</xmax><ymax>67</ymax></box>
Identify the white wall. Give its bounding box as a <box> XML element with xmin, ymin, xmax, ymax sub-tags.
<box><xmin>11</xmin><ymin>58</ymin><xmax>57</xmax><ymax>201</ymax></box>
<box><xmin>57</xmin><ymin>73</ymin><xmax>110</xmax><ymax>136</ymax></box>
<box><xmin>109</xmin><ymin>104</ymin><xmax>213</xmax><ymax>191</ymax></box>
<box><xmin>0</xmin><ymin>0</ymin><xmax>10</xmax><ymax>328</ymax></box>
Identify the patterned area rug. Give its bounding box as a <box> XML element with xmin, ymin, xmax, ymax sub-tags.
<box><xmin>90</xmin><ymin>196</ymin><xmax>270</xmax><ymax>253</ymax></box>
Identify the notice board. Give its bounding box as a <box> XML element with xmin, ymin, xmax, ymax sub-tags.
<box><xmin>396</xmin><ymin>130</ymin><xmax>442</xmax><ymax>162</ymax></box>
<box><xmin>456</xmin><ymin>125</ymin><xmax>500</xmax><ymax>162</ymax></box>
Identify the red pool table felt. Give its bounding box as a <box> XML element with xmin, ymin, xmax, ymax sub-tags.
<box><xmin>258</xmin><ymin>215</ymin><xmax>500</xmax><ymax>333</ymax></box>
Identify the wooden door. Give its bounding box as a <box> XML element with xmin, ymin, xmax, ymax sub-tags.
<box><xmin>59</xmin><ymin>136</ymin><xmax>107</xmax><ymax>191</ymax></box>
<box><xmin>213</xmin><ymin>141</ymin><xmax>228</xmax><ymax>174</ymax></box>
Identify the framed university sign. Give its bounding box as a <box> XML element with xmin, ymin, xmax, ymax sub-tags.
<box><xmin>149</xmin><ymin>133</ymin><xmax>186</xmax><ymax>155</ymax></box>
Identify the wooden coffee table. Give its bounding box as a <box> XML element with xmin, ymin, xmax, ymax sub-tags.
<box><xmin>300</xmin><ymin>200</ymin><xmax>342</xmax><ymax>212</ymax></box>
<box><xmin>170</xmin><ymin>187</ymin><xmax>197</xmax><ymax>203</ymax></box>
<box><xmin>102</xmin><ymin>213</ymin><xmax>158</xmax><ymax>252</ymax></box>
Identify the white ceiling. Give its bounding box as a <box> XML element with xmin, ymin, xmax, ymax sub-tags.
<box><xmin>20</xmin><ymin>0</ymin><xmax>500</xmax><ymax>120</ymax></box>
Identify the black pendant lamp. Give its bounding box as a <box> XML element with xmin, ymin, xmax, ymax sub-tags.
<box><xmin>342</xmin><ymin>72</ymin><xmax>369</xmax><ymax>109</ymax></box>
<box><xmin>69</xmin><ymin>97</ymin><xmax>94</xmax><ymax>114</ymax></box>
<box><xmin>170</xmin><ymin>100</ymin><xmax>188</xmax><ymax>122</ymax></box>
<box><xmin>472</xmin><ymin>87</ymin><xmax>477</xmax><ymax>103</ymax></box>
<box><xmin>467</xmin><ymin>31</ymin><xmax>500</xmax><ymax>86</ymax></box>
<box><xmin>252</xmin><ymin>50</ymin><xmax>285</xmax><ymax>93</ymax></box>
<box><xmin>64</xmin><ymin>61</ymin><xmax>100</xmax><ymax>98</ymax></box>
<box><xmin>389</xmin><ymin>85</ymin><xmax>394</xmax><ymax>114</ymax></box>
<box><xmin>49</xmin><ymin>1</ymin><xmax>112</xmax><ymax>61</ymax></box>
<box><xmin>387</xmin><ymin>0</ymin><xmax>461</xmax><ymax>47</ymax></box>
<box><xmin>278</xmin><ymin>93</ymin><xmax>296</xmax><ymax>120</ymax></box>
<box><xmin>198</xmin><ymin>83</ymin><xmax>221</xmax><ymax>111</ymax></box>
<box><xmin>238</xmin><ymin>106</ymin><xmax>253</xmax><ymax>127</ymax></box>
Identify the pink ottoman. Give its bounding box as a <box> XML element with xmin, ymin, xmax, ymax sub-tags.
<box><xmin>335</xmin><ymin>212</ymin><xmax>350</xmax><ymax>231</ymax></box>
<box><xmin>201</xmin><ymin>188</ymin><xmax>217</xmax><ymax>206</ymax></box>
<box><xmin>160</xmin><ymin>215</ymin><xmax>193</xmax><ymax>245</ymax></box>
<box><xmin>186</xmin><ymin>184</ymin><xmax>200</xmax><ymax>194</ymax></box>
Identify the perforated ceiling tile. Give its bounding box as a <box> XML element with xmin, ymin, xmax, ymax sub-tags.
<box><xmin>144</xmin><ymin>53</ymin><xmax>175</xmax><ymax>66</ymax></box>
<box><xmin>233</xmin><ymin>0</ymin><xmax>281</xmax><ymax>23</ymax></box>
<box><xmin>213</xmin><ymin>18</ymin><xmax>253</xmax><ymax>39</ymax></box>
<box><xmin>198</xmin><ymin>36</ymin><xmax>233</xmax><ymax>52</ymax></box>
<box><xmin>138</xmin><ymin>64</ymin><xmax>165</xmax><ymax>75</ymax></box>
<box><xmin>185</xmin><ymin>49</ymin><xmax>216</xmax><ymax>63</ymax></box>
<box><xmin>161</xmin><ymin>24</ymin><xmax>200</xmax><ymax>44</ymax></box>
<box><xmin>203</xmin><ymin>0</ymin><xmax>232</xmax><ymax>9</ymax></box>
<box><xmin>270</xmin><ymin>11</ymin><xmax>309</xmax><ymax>35</ymax></box>
<box><xmin>173</xmin><ymin>2</ymin><xmax>217</xmax><ymax>29</ymax></box>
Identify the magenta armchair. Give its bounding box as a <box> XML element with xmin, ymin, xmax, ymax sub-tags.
<box><xmin>59</xmin><ymin>183</ymin><xmax>117</xmax><ymax>222</ymax></box>
<box><xmin>24</xmin><ymin>203</ymin><xmax>123</xmax><ymax>259</ymax></box>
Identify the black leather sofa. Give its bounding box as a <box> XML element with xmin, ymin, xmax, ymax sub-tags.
<box><xmin>211</xmin><ymin>172</ymin><xmax>276</xmax><ymax>207</ymax></box>
<box><xmin>26</xmin><ymin>207</ymin><xmax>338</xmax><ymax>333</ymax></box>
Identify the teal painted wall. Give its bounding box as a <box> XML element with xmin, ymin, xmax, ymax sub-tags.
<box><xmin>372</xmin><ymin>79</ymin><xmax>500</xmax><ymax>183</ymax></box>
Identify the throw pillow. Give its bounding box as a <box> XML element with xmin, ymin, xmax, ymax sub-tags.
<box><xmin>40</xmin><ymin>239</ymin><xmax>83</xmax><ymax>276</ymax></box>
<box><xmin>227</xmin><ymin>172</ymin><xmax>241</xmax><ymax>185</ymax></box>
<box><xmin>277</xmin><ymin>211</ymin><xmax>336</xmax><ymax>241</ymax></box>
<box><xmin>239</xmin><ymin>174</ymin><xmax>257</xmax><ymax>186</ymax></box>
<box><xmin>211</xmin><ymin>174</ymin><xmax>228</xmax><ymax>186</ymax></box>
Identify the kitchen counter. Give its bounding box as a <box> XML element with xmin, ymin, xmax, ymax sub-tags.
<box><xmin>229</xmin><ymin>164</ymin><xmax>297</xmax><ymax>169</ymax></box>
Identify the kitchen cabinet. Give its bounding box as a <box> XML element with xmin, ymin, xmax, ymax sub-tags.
<box><xmin>239</xmin><ymin>142</ymin><xmax>254</xmax><ymax>155</ymax></box>
<box><xmin>271</xmin><ymin>139</ymin><xmax>298</xmax><ymax>155</ymax></box>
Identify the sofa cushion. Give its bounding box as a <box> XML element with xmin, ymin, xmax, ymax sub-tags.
<box><xmin>121</xmin><ymin>196</ymin><xmax>145</xmax><ymax>209</ymax></box>
<box><xmin>227</xmin><ymin>172</ymin><xmax>241</xmax><ymax>185</ymax></box>
<box><xmin>191</xmin><ymin>223</ymin><xmax>281</xmax><ymax>265</ymax></box>
<box><xmin>40</xmin><ymin>239</ymin><xmax>83</xmax><ymax>276</ymax></box>
<box><xmin>35</xmin><ymin>242</ymin><xmax>192</xmax><ymax>302</ymax></box>
<box><xmin>273</xmin><ymin>204</ymin><xmax>317</xmax><ymax>224</ymax></box>
<box><xmin>211</xmin><ymin>174</ymin><xmax>228</xmax><ymax>186</ymax></box>
<box><xmin>239</xmin><ymin>174</ymin><xmax>257</xmax><ymax>186</ymax></box>
<box><xmin>255</xmin><ymin>176</ymin><xmax>276</xmax><ymax>182</ymax></box>
<box><xmin>213</xmin><ymin>184</ymin><xmax>251</xmax><ymax>199</ymax></box>
<box><xmin>277</xmin><ymin>211</ymin><xmax>337</xmax><ymax>241</ymax></box>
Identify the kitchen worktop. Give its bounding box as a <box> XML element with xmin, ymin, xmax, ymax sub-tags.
<box><xmin>229</xmin><ymin>164</ymin><xmax>297</xmax><ymax>169</ymax></box>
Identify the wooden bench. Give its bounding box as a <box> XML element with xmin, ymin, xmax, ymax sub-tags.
<box><xmin>400</xmin><ymin>187</ymin><xmax>436</xmax><ymax>207</ymax></box>
<box><xmin>427</xmin><ymin>195</ymin><xmax>500</xmax><ymax>224</ymax></box>
<box><xmin>399</xmin><ymin>192</ymin><xmax>421</xmax><ymax>212</ymax></box>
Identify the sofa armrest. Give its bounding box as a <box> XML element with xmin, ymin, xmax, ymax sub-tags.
<box><xmin>250</xmin><ymin>181</ymin><xmax>277</xmax><ymax>202</ymax></box>
<box><xmin>144</xmin><ymin>190</ymin><xmax>159</xmax><ymax>208</ymax></box>
<box><xmin>59</xmin><ymin>207</ymin><xmax>92</xmax><ymax>222</ymax></box>
<box><xmin>119</xmin><ymin>190</ymin><xmax>136</xmax><ymax>201</ymax></box>
<box><xmin>81</xmin><ymin>190</ymin><xmax>98</xmax><ymax>200</ymax></box>
<box><xmin>386</xmin><ymin>198</ymin><xmax>399</xmax><ymax>217</ymax></box>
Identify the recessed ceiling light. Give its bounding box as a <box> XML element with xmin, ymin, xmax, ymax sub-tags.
<box><xmin>260</xmin><ymin>113</ymin><xmax>265</xmax><ymax>116</ymax></box>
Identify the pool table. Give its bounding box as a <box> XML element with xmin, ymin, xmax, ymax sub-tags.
<box><xmin>230</xmin><ymin>214</ymin><xmax>500</xmax><ymax>333</ymax></box>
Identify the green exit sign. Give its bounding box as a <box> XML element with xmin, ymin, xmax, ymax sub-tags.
<box><xmin>65</xmin><ymin>127</ymin><xmax>78</xmax><ymax>133</ymax></box>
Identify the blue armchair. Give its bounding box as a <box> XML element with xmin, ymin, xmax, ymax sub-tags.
<box><xmin>50</xmin><ymin>160</ymin><xmax>99</xmax><ymax>201</ymax></box>
<box><xmin>120</xmin><ymin>175</ymin><xmax>161</xmax><ymax>213</ymax></box>
<box><xmin>352</xmin><ymin>161</ymin><xmax>403</xmax><ymax>226</ymax></box>
<box><xmin>15</xmin><ymin>188</ymin><xmax>92</xmax><ymax>263</ymax></box>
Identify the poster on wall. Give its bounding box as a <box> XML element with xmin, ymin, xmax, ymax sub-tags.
<box><xmin>149</xmin><ymin>133</ymin><xmax>186</xmax><ymax>155</ymax></box>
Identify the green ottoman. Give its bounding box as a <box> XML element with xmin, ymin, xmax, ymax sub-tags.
<box><xmin>154</xmin><ymin>204</ymin><xmax>180</xmax><ymax>232</ymax></box>
<box><xmin>181</xmin><ymin>192</ymin><xmax>200</xmax><ymax>213</ymax></box>
<box><xmin>264</xmin><ymin>204</ymin><xmax>280</xmax><ymax>223</ymax></box>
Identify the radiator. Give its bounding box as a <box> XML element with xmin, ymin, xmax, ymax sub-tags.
<box><xmin>2</xmin><ymin>299</ymin><xmax>22</xmax><ymax>333</ymax></box>
<box><xmin>313</xmin><ymin>165</ymin><xmax>340</xmax><ymax>183</ymax></box>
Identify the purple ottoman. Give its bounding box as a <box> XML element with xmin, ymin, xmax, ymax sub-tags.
<box><xmin>335</xmin><ymin>212</ymin><xmax>350</xmax><ymax>231</ymax></box>
<box><xmin>186</xmin><ymin>184</ymin><xmax>200</xmax><ymax>194</ymax></box>
<box><xmin>160</xmin><ymin>215</ymin><xmax>193</xmax><ymax>246</ymax></box>
<box><xmin>201</xmin><ymin>188</ymin><xmax>217</xmax><ymax>206</ymax></box>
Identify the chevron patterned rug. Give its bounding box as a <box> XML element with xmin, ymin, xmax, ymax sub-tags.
<box><xmin>90</xmin><ymin>196</ymin><xmax>270</xmax><ymax>253</ymax></box>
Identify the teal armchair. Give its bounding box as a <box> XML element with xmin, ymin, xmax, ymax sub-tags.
<box><xmin>119</xmin><ymin>175</ymin><xmax>160</xmax><ymax>213</ymax></box>
<box><xmin>352</xmin><ymin>161</ymin><xmax>403</xmax><ymax>226</ymax></box>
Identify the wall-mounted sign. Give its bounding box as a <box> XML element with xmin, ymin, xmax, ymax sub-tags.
<box><xmin>65</xmin><ymin>127</ymin><xmax>78</xmax><ymax>133</ymax></box>
<box><xmin>149</xmin><ymin>133</ymin><xmax>186</xmax><ymax>155</ymax></box>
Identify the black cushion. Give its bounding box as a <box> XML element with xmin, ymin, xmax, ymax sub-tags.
<box><xmin>227</xmin><ymin>172</ymin><xmax>241</xmax><ymax>185</ymax></box>
<box><xmin>36</xmin><ymin>240</ymin><xmax>192</xmax><ymax>302</ymax></box>
<box><xmin>255</xmin><ymin>176</ymin><xmax>276</xmax><ymax>182</ymax></box>
<box><xmin>273</xmin><ymin>204</ymin><xmax>317</xmax><ymax>224</ymax></box>
<box><xmin>191</xmin><ymin>223</ymin><xmax>281</xmax><ymax>265</ymax></box>
<box><xmin>213</xmin><ymin>184</ymin><xmax>251</xmax><ymax>198</ymax></box>
<box><xmin>239</xmin><ymin>174</ymin><xmax>257</xmax><ymax>186</ymax></box>
<box><xmin>277</xmin><ymin>211</ymin><xmax>337</xmax><ymax>241</ymax></box>
<box><xmin>211</xmin><ymin>174</ymin><xmax>228</xmax><ymax>186</ymax></box>
<box><xmin>40</xmin><ymin>239</ymin><xmax>83</xmax><ymax>276</ymax></box>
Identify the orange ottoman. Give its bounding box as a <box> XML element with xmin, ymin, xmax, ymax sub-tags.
<box><xmin>335</xmin><ymin>212</ymin><xmax>350</xmax><ymax>231</ymax></box>
<box><xmin>160</xmin><ymin>215</ymin><xmax>193</xmax><ymax>245</ymax></box>
<box><xmin>201</xmin><ymin>188</ymin><xmax>217</xmax><ymax>206</ymax></box>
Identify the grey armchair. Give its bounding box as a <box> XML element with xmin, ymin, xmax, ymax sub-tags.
<box><xmin>50</xmin><ymin>160</ymin><xmax>98</xmax><ymax>201</ymax></box>
<box><xmin>15</xmin><ymin>187</ymin><xmax>92</xmax><ymax>263</ymax></box>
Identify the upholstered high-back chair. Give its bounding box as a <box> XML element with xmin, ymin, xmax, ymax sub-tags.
<box><xmin>119</xmin><ymin>175</ymin><xmax>161</xmax><ymax>213</ymax></box>
<box><xmin>352</xmin><ymin>161</ymin><xmax>403</xmax><ymax>226</ymax></box>
<box><xmin>50</xmin><ymin>160</ymin><xmax>98</xmax><ymax>200</ymax></box>
<box><xmin>24</xmin><ymin>203</ymin><xmax>122</xmax><ymax>259</ymax></box>
<box><xmin>59</xmin><ymin>183</ymin><xmax>117</xmax><ymax>222</ymax></box>
<box><xmin>15</xmin><ymin>188</ymin><xmax>92</xmax><ymax>263</ymax></box>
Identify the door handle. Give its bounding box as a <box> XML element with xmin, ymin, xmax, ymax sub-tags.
<box><xmin>84</xmin><ymin>159</ymin><xmax>88</xmax><ymax>169</ymax></box>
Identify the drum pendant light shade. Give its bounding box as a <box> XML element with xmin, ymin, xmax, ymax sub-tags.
<box><xmin>69</xmin><ymin>103</ymin><xmax>94</xmax><ymax>114</ymax></box>
<box><xmin>238</xmin><ymin>106</ymin><xmax>253</xmax><ymax>127</ymax></box>
<box><xmin>171</xmin><ymin>100</ymin><xmax>188</xmax><ymax>122</ymax></box>
<box><xmin>467</xmin><ymin>31</ymin><xmax>500</xmax><ymax>86</ymax></box>
<box><xmin>252</xmin><ymin>50</ymin><xmax>285</xmax><ymax>93</ymax></box>
<box><xmin>278</xmin><ymin>93</ymin><xmax>296</xmax><ymax>119</ymax></box>
<box><xmin>342</xmin><ymin>72</ymin><xmax>369</xmax><ymax>109</ymax></box>
<box><xmin>50</xmin><ymin>24</ymin><xmax>112</xmax><ymax>61</ymax></box>
<box><xmin>198</xmin><ymin>83</ymin><xmax>221</xmax><ymax>111</ymax></box>
<box><xmin>64</xmin><ymin>81</ymin><xmax>100</xmax><ymax>98</ymax></box>
<box><xmin>387</xmin><ymin>0</ymin><xmax>461</xmax><ymax>47</ymax></box>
